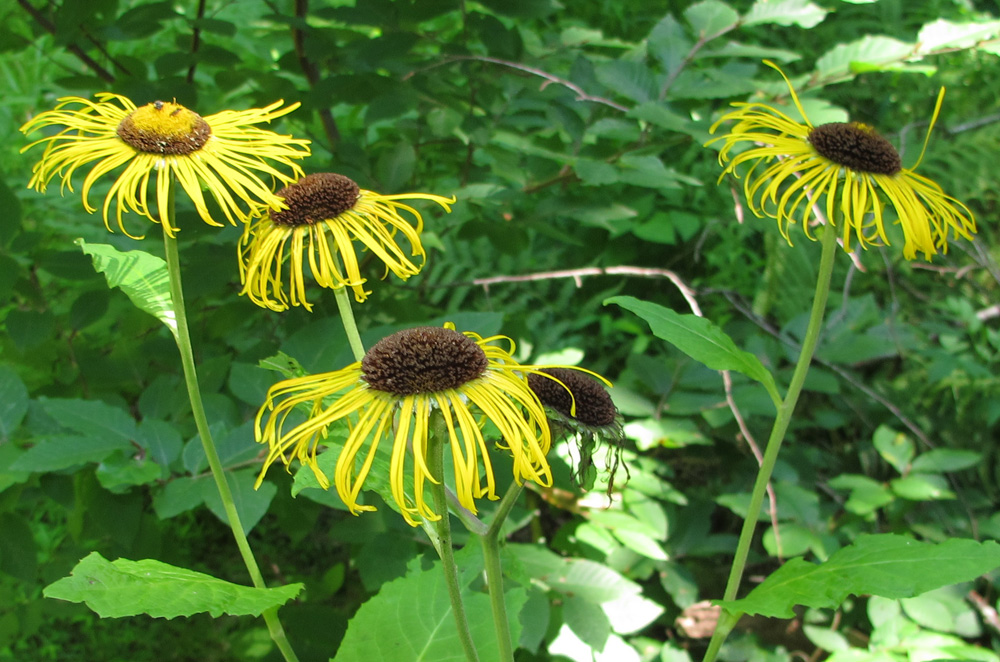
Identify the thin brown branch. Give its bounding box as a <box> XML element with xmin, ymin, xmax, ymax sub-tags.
<box><xmin>969</xmin><ymin>590</ymin><xmax>1000</xmax><ymax>634</ymax></box>
<box><xmin>186</xmin><ymin>0</ymin><xmax>207</xmax><ymax>84</ymax></box>
<box><xmin>17</xmin><ymin>0</ymin><xmax>115</xmax><ymax>83</ymax></box>
<box><xmin>404</xmin><ymin>55</ymin><xmax>630</xmax><ymax>112</ymax></box>
<box><xmin>292</xmin><ymin>0</ymin><xmax>340</xmax><ymax>151</ymax></box>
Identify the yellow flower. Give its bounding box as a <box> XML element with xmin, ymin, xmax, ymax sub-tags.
<box><xmin>239</xmin><ymin>172</ymin><xmax>454</xmax><ymax>311</ymax></box>
<box><xmin>21</xmin><ymin>94</ymin><xmax>310</xmax><ymax>237</ymax></box>
<box><xmin>254</xmin><ymin>324</ymin><xmax>605</xmax><ymax>526</ymax></box>
<box><xmin>709</xmin><ymin>61</ymin><xmax>976</xmax><ymax>260</ymax></box>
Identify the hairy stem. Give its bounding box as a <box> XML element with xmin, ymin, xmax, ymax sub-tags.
<box><xmin>702</xmin><ymin>222</ymin><xmax>838</xmax><ymax>662</ymax></box>
<box><xmin>161</xmin><ymin>183</ymin><xmax>299</xmax><ymax>662</ymax></box>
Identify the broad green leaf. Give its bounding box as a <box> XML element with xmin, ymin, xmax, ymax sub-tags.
<box><xmin>0</xmin><ymin>365</ymin><xmax>28</xmax><ymax>441</ymax></box>
<box><xmin>606</xmin><ymin>296</ymin><xmax>780</xmax><ymax>406</ymax></box>
<box><xmin>0</xmin><ymin>444</ymin><xmax>30</xmax><ymax>494</ymax></box>
<box><xmin>575</xmin><ymin>159</ymin><xmax>620</xmax><ymax>186</ymax></box>
<box><xmin>594</xmin><ymin>60</ymin><xmax>658</xmax><ymax>104</ymax></box>
<box><xmin>872</xmin><ymin>426</ymin><xmax>913</xmax><ymax>474</ymax></box>
<box><xmin>742</xmin><ymin>0</ymin><xmax>828</xmax><ymax>28</ymax></box>
<box><xmin>135</xmin><ymin>419</ymin><xmax>183</xmax><ymax>477</ymax></box>
<box><xmin>334</xmin><ymin>547</ymin><xmax>525</xmax><ymax>662</ymax></box>
<box><xmin>721</xmin><ymin>535</ymin><xmax>1000</xmax><ymax>618</ymax></box>
<box><xmin>828</xmin><ymin>474</ymin><xmax>894</xmax><ymax>515</ymax></box>
<box><xmin>911</xmin><ymin>449</ymin><xmax>980</xmax><ymax>473</ymax></box>
<box><xmin>564</xmin><ymin>595</ymin><xmax>611</xmax><ymax>651</ymax></box>
<box><xmin>153</xmin><ymin>476</ymin><xmax>209</xmax><ymax>519</ymax></box>
<box><xmin>39</xmin><ymin>397</ymin><xmax>137</xmax><ymax>443</ymax></box>
<box><xmin>815</xmin><ymin>36</ymin><xmax>917</xmax><ymax>80</ymax></box>
<box><xmin>684</xmin><ymin>0</ymin><xmax>739</xmax><ymax>36</ymax></box>
<box><xmin>376</xmin><ymin>141</ymin><xmax>416</xmax><ymax>191</ymax></box>
<box><xmin>916</xmin><ymin>19</ymin><xmax>1000</xmax><ymax>52</ymax></box>
<box><xmin>76</xmin><ymin>239</ymin><xmax>176</xmax><ymax>340</ymax></box>
<box><xmin>10</xmin><ymin>434</ymin><xmax>134</xmax><ymax>472</ymax></box>
<box><xmin>890</xmin><ymin>474</ymin><xmax>954</xmax><ymax>501</ymax></box>
<box><xmin>203</xmin><ymin>469</ymin><xmax>277</xmax><ymax>534</ymax></box>
<box><xmin>44</xmin><ymin>552</ymin><xmax>301</xmax><ymax>618</ymax></box>
<box><xmin>601</xmin><ymin>593</ymin><xmax>665</xmax><ymax>635</ymax></box>
<box><xmin>508</xmin><ymin>543</ymin><xmax>641</xmax><ymax>603</ymax></box>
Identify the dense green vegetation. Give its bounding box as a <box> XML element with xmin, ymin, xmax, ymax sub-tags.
<box><xmin>1</xmin><ymin>1</ymin><xmax>999</xmax><ymax>661</ymax></box>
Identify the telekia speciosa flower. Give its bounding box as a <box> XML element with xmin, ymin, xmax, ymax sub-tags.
<box><xmin>239</xmin><ymin>172</ymin><xmax>454</xmax><ymax>311</ymax></box>
<box><xmin>255</xmin><ymin>324</ymin><xmax>604</xmax><ymax>526</ymax></box>
<box><xmin>21</xmin><ymin>94</ymin><xmax>311</xmax><ymax>236</ymax></box>
<box><xmin>709</xmin><ymin>61</ymin><xmax>976</xmax><ymax>260</ymax></box>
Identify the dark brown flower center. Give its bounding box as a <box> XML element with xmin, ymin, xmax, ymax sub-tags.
<box><xmin>808</xmin><ymin>122</ymin><xmax>901</xmax><ymax>176</ymax></box>
<box><xmin>270</xmin><ymin>173</ymin><xmax>360</xmax><ymax>227</ymax></box>
<box><xmin>528</xmin><ymin>368</ymin><xmax>617</xmax><ymax>427</ymax></box>
<box><xmin>362</xmin><ymin>326</ymin><xmax>488</xmax><ymax>396</ymax></box>
<box><xmin>116</xmin><ymin>100</ymin><xmax>211</xmax><ymax>155</ymax></box>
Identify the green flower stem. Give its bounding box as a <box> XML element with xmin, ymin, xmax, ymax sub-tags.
<box><xmin>427</xmin><ymin>424</ymin><xmax>481</xmax><ymax>662</ymax></box>
<box><xmin>160</xmin><ymin>185</ymin><xmax>299</xmax><ymax>662</ymax></box>
<box><xmin>475</xmin><ymin>479</ymin><xmax>525</xmax><ymax>662</ymax></box>
<box><xmin>334</xmin><ymin>287</ymin><xmax>366</xmax><ymax>362</ymax></box>
<box><xmin>702</xmin><ymin>221</ymin><xmax>839</xmax><ymax>662</ymax></box>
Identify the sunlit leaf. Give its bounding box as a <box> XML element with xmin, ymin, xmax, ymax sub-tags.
<box><xmin>44</xmin><ymin>552</ymin><xmax>302</xmax><ymax>618</ymax></box>
<box><xmin>721</xmin><ymin>535</ymin><xmax>1000</xmax><ymax>618</ymax></box>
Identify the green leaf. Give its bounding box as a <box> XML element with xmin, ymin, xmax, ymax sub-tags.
<box><xmin>873</xmin><ymin>426</ymin><xmax>914</xmax><ymax>474</ymax></box>
<box><xmin>10</xmin><ymin>435</ymin><xmax>134</xmax><ymax>472</ymax></box>
<box><xmin>0</xmin><ymin>366</ymin><xmax>28</xmax><ymax>441</ymax></box>
<box><xmin>39</xmin><ymin>397</ymin><xmax>137</xmax><ymax>442</ymax></box>
<box><xmin>564</xmin><ymin>595</ymin><xmax>611</xmax><ymax>651</ymax></box>
<box><xmin>594</xmin><ymin>60</ymin><xmax>657</xmax><ymax>104</ymax></box>
<box><xmin>815</xmin><ymin>36</ymin><xmax>917</xmax><ymax>80</ymax></box>
<box><xmin>508</xmin><ymin>543</ymin><xmax>641</xmax><ymax>603</ymax></box>
<box><xmin>916</xmin><ymin>19</ymin><xmax>1000</xmax><ymax>52</ymax></box>
<box><xmin>76</xmin><ymin>239</ymin><xmax>176</xmax><ymax>340</ymax></box>
<box><xmin>721</xmin><ymin>535</ymin><xmax>1000</xmax><ymax>618</ymax></box>
<box><xmin>828</xmin><ymin>474</ymin><xmax>894</xmax><ymax>515</ymax></box>
<box><xmin>911</xmin><ymin>449</ymin><xmax>981</xmax><ymax>473</ymax></box>
<box><xmin>203</xmin><ymin>469</ymin><xmax>277</xmax><ymax>534</ymax></box>
<box><xmin>44</xmin><ymin>552</ymin><xmax>302</xmax><ymax>618</ymax></box>
<box><xmin>742</xmin><ymin>0</ymin><xmax>828</xmax><ymax>28</ymax></box>
<box><xmin>606</xmin><ymin>296</ymin><xmax>780</xmax><ymax>406</ymax></box>
<box><xmin>890</xmin><ymin>474</ymin><xmax>955</xmax><ymax>501</ymax></box>
<box><xmin>684</xmin><ymin>0</ymin><xmax>739</xmax><ymax>36</ymax></box>
<box><xmin>376</xmin><ymin>142</ymin><xmax>416</xmax><ymax>191</ymax></box>
<box><xmin>334</xmin><ymin>547</ymin><xmax>526</xmax><ymax>662</ymax></box>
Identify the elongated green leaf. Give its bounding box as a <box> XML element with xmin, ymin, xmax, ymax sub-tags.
<box><xmin>684</xmin><ymin>0</ymin><xmax>739</xmax><ymax>36</ymax></box>
<box><xmin>815</xmin><ymin>36</ymin><xmax>917</xmax><ymax>79</ymax></box>
<box><xmin>334</xmin><ymin>547</ymin><xmax>525</xmax><ymax>662</ymax></box>
<box><xmin>76</xmin><ymin>239</ymin><xmax>176</xmax><ymax>340</ymax></box>
<box><xmin>606</xmin><ymin>296</ymin><xmax>780</xmax><ymax>406</ymax></box>
<box><xmin>39</xmin><ymin>397</ymin><xmax>137</xmax><ymax>442</ymax></box>
<box><xmin>742</xmin><ymin>0</ymin><xmax>828</xmax><ymax>28</ymax></box>
<box><xmin>0</xmin><ymin>366</ymin><xmax>28</xmax><ymax>441</ymax></box>
<box><xmin>509</xmin><ymin>543</ymin><xmax>641</xmax><ymax>603</ymax></box>
<box><xmin>721</xmin><ymin>535</ymin><xmax>1000</xmax><ymax>618</ymax></box>
<box><xmin>10</xmin><ymin>435</ymin><xmax>134</xmax><ymax>472</ymax></box>
<box><xmin>44</xmin><ymin>552</ymin><xmax>302</xmax><ymax>618</ymax></box>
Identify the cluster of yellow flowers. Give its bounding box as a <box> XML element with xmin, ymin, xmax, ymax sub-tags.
<box><xmin>21</xmin><ymin>59</ymin><xmax>975</xmax><ymax>523</ymax></box>
<box><xmin>20</xmin><ymin>91</ymin><xmax>616</xmax><ymax>524</ymax></box>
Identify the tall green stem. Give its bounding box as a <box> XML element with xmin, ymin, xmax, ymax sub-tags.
<box><xmin>702</xmin><ymin>222</ymin><xmax>839</xmax><ymax>662</ymax></box>
<box><xmin>476</xmin><ymin>480</ymin><xmax>524</xmax><ymax>662</ymax></box>
<box><xmin>427</xmin><ymin>423</ymin><xmax>480</xmax><ymax>662</ymax></box>
<box><xmin>160</xmin><ymin>184</ymin><xmax>299</xmax><ymax>662</ymax></box>
<box><xmin>334</xmin><ymin>286</ymin><xmax>365</xmax><ymax>362</ymax></box>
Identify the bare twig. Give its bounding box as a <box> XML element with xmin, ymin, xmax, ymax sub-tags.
<box><xmin>291</xmin><ymin>0</ymin><xmax>340</xmax><ymax>151</ymax></box>
<box><xmin>404</xmin><ymin>55</ymin><xmax>630</xmax><ymax>112</ymax></box>
<box><xmin>17</xmin><ymin>0</ymin><xmax>115</xmax><ymax>83</ymax></box>
<box><xmin>186</xmin><ymin>0</ymin><xmax>207</xmax><ymax>84</ymax></box>
<box><xmin>968</xmin><ymin>590</ymin><xmax>1000</xmax><ymax>634</ymax></box>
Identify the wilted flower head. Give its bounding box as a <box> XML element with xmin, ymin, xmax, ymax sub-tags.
<box><xmin>239</xmin><ymin>172</ymin><xmax>454</xmax><ymax>311</ymax></box>
<box><xmin>528</xmin><ymin>367</ymin><xmax>626</xmax><ymax>494</ymax></box>
<box><xmin>709</xmin><ymin>61</ymin><xmax>976</xmax><ymax>260</ymax></box>
<box><xmin>21</xmin><ymin>94</ymin><xmax>310</xmax><ymax>237</ymax></box>
<box><xmin>255</xmin><ymin>324</ymin><xmax>596</xmax><ymax>526</ymax></box>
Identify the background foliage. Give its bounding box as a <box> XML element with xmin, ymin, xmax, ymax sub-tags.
<box><xmin>1</xmin><ymin>0</ymin><xmax>999</xmax><ymax>660</ymax></box>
